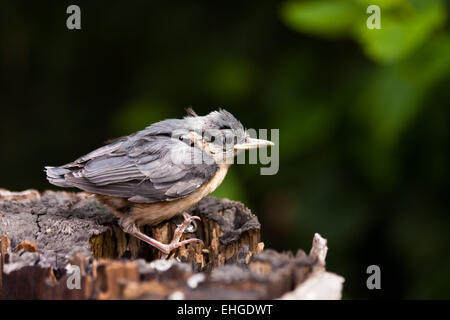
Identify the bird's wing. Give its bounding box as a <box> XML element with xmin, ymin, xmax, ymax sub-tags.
<box><xmin>60</xmin><ymin>136</ymin><xmax>219</xmax><ymax>203</ymax></box>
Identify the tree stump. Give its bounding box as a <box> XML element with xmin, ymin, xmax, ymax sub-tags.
<box><xmin>0</xmin><ymin>189</ymin><xmax>344</xmax><ymax>300</ymax></box>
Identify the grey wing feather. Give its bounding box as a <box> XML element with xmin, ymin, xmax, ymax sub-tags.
<box><xmin>46</xmin><ymin>133</ymin><xmax>218</xmax><ymax>203</ymax></box>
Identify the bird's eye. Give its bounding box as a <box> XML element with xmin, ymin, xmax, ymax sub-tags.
<box><xmin>179</xmin><ymin>136</ymin><xmax>183</xmax><ymax>141</ymax></box>
<box><xmin>210</xmin><ymin>136</ymin><xmax>215</xmax><ymax>142</ymax></box>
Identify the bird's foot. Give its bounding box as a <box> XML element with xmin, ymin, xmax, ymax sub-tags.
<box><xmin>128</xmin><ymin>214</ymin><xmax>203</xmax><ymax>259</ymax></box>
<box><xmin>160</xmin><ymin>214</ymin><xmax>202</xmax><ymax>259</ymax></box>
<box><xmin>172</xmin><ymin>214</ymin><xmax>201</xmax><ymax>244</ymax></box>
<box><xmin>175</xmin><ymin>212</ymin><xmax>199</xmax><ymax>233</ymax></box>
<box><xmin>133</xmin><ymin>231</ymin><xmax>202</xmax><ymax>258</ymax></box>
<box><xmin>160</xmin><ymin>237</ymin><xmax>203</xmax><ymax>260</ymax></box>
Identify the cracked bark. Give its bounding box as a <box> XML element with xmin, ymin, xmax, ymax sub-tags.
<box><xmin>0</xmin><ymin>189</ymin><xmax>344</xmax><ymax>300</ymax></box>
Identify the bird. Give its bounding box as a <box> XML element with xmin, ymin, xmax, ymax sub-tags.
<box><xmin>45</xmin><ymin>109</ymin><xmax>274</xmax><ymax>256</ymax></box>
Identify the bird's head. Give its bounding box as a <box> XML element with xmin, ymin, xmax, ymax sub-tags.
<box><xmin>174</xmin><ymin>108</ymin><xmax>274</xmax><ymax>164</ymax></box>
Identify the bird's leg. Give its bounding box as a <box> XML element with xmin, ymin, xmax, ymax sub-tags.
<box><xmin>119</xmin><ymin>216</ymin><xmax>202</xmax><ymax>258</ymax></box>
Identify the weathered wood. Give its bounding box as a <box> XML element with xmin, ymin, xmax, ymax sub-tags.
<box><xmin>278</xmin><ymin>234</ymin><xmax>345</xmax><ymax>300</ymax></box>
<box><xmin>89</xmin><ymin>196</ymin><xmax>263</xmax><ymax>271</ymax></box>
<box><xmin>0</xmin><ymin>189</ymin><xmax>344</xmax><ymax>300</ymax></box>
<box><xmin>0</xmin><ymin>189</ymin><xmax>261</xmax><ymax>269</ymax></box>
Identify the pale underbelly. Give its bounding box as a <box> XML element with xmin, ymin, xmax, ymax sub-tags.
<box><xmin>132</xmin><ymin>164</ymin><xmax>229</xmax><ymax>226</ymax></box>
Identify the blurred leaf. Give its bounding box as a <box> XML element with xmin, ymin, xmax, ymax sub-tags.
<box><xmin>352</xmin><ymin>34</ymin><xmax>450</xmax><ymax>186</ymax></box>
<box><xmin>353</xmin><ymin>0</ymin><xmax>410</xmax><ymax>10</ymax></box>
<box><xmin>281</xmin><ymin>0</ymin><xmax>447</xmax><ymax>63</ymax></box>
<box><xmin>281</xmin><ymin>0</ymin><xmax>359</xmax><ymax>38</ymax></box>
<box><xmin>355</xmin><ymin>34</ymin><xmax>450</xmax><ymax>147</ymax></box>
<box><xmin>354</xmin><ymin>0</ymin><xmax>447</xmax><ymax>63</ymax></box>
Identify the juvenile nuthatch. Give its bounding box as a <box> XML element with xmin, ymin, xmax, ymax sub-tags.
<box><xmin>46</xmin><ymin>109</ymin><xmax>274</xmax><ymax>256</ymax></box>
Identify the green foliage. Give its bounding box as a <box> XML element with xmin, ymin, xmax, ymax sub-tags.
<box><xmin>277</xmin><ymin>0</ymin><xmax>450</xmax><ymax>297</ymax></box>
<box><xmin>281</xmin><ymin>0</ymin><xmax>358</xmax><ymax>37</ymax></box>
<box><xmin>281</xmin><ymin>0</ymin><xmax>447</xmax><ymax>63</ymax></box>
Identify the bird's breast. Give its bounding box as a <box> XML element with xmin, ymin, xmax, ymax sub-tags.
<box><xmin>132</xmin><ymin>163</ymin><xmax>230</xmax><ymax>226</ymax></box>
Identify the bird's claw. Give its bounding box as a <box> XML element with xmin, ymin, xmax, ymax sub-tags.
<box><xmin>158</xmin><ymin>214</ymin><xmax>202</xmax><ymax>259</ymax></box>
<box><xmin>173</xmin><ymin>214</ymin><xmax>201</xmax><ymax>242</ymax></box>
<box><xmin>176</xmin><ymin>212</ymin><xmax>199</xmax><ymax>233</ymax></box>
<box><xmin>161</xmin><ymin>238</ymin><xmax>203</xmax><ymax>259</ymax></box>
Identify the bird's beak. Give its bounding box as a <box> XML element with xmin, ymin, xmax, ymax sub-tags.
<box><xmin>234</xmin><ymin>138</ymin><xmax>275</xmax><ymax>150</ymax></box>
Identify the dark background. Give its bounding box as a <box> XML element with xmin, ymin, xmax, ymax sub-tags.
<box><xmin>1</xmin><ymin>0</ymin><xmax>449</xmax><ymax>299</ymax></box>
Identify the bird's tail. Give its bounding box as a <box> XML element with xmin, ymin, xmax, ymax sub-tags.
<box><xmin>45</xmin><ymin>166</ymin><xmax>72</xmax><ymax>187</ymax></box>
